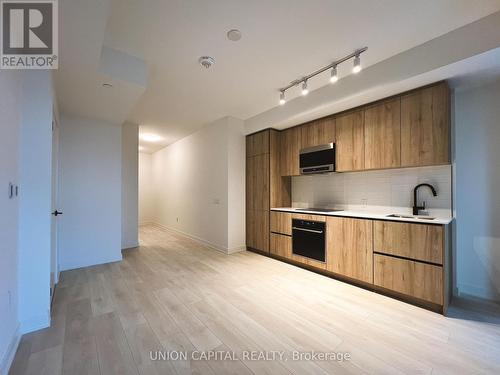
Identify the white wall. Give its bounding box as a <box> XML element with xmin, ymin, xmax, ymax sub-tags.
<box><xmin>149</xmin><ymin>117</ymin><xmax>245</xmax><ymax>253</ymax></box>
<box><xmin>138</xmin><ymin>153</ymin><xmax>154</xmax><ymax>225</ymax></box>
<box><xmin>59</xmin><ymin>114</ymin><xmax>122</xmax><ymax>270</ymax></box>
<box><xmin>0</xmin><ymin>71</ymin><xmax>22</xmax><ymax>374</ymax></box>
<box><xmin>17</xmin><ymin>71</ymin><xmax>54</xmax><ymax>334</ymax></box>
<box><xmin>454</xmin><ymin>79</ymin><xmax>500</xmax><ymax>301</ymax></box>
<box><xmin>121</xmin><ymin>122</ymin><xmax>138</xmax><ymax>249</ymax></box>
<box><xmin>292</xmin><ymin>165</ymin><xmax>452</xmax><ymax>218</ymax></box>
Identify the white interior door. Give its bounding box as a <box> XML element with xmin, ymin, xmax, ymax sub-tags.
<box><xmin>50</xmin><ymin>116</ymin><xmax>60</xmax><ymax>302</ymax></box>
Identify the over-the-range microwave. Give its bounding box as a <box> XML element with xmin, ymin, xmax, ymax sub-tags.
<box><xmin>299</xmin><ymin>143</ymin><xmax>335</xmax><ymax>175</ymax></box>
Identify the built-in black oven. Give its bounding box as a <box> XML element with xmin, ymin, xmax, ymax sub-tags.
<box><xmin>292</xmin><ymin>219</ymin><xmax>326</xmax><ymax>262</ymax></box>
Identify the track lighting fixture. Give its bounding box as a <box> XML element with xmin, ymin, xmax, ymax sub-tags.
<box><xmin>330</xmin><ymin>65</ymin><xmax>338</xmax><ymax>83</ymax></box>
<box><xmin>353</xmin><ymin>54</ymin><xmax>361</xmax><ymax>73</ymax></box>
<box><xmin>301</xmin><ymin>80</ymin><xmax>309</xmax><ymax>96</ymax></box>
<box><xmin>278</xmin><ymin>47</ymin><xmax>367</xmax><ymax>105</ymax></box>
<box><xmin>279</xmin><ymin>91</ymin><xmax>286</xmax><ymax>105</ymax></box>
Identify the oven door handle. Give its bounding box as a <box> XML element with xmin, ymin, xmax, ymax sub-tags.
<box><xmin>292</xmin><ymin>227</ymin><xmax>324</xmax><ymax>234</ymax></box>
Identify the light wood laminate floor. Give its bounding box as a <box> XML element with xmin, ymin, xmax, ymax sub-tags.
<box><xmin>9</xmin><ymin>224</ymin><xmax>500</xmax><ymax>375</ymax></box>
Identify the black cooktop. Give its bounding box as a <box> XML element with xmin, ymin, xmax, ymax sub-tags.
<box><xmin>294</xmin><ymin>208</ymin><xmax>343</xmax><ymax>213</ymax></box>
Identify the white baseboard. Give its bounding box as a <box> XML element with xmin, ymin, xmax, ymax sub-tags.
<box><xmin>122</xmin><ymin>242</ymin><xmax>139</xmax><ymax>250</ymax></box>
<box><xmin>150</xmin><ymin>222</ymin><xmax>245</xmax><ymax>255</ymax></box>
<box><xmin>0</xmin><ymin>324</ymin><xmax>21</xmax><ymax>375</ymax></box>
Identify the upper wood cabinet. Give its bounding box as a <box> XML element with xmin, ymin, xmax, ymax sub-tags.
<box><xmin>246</xmin><ymin>130</ymin><xmax>269</xmax><ymax>157</ymax></box>
<box><xmin>364</xmin><ymin>98</ymin><xmax>401</xmax><ymax>170</ymax></box>
<box><xmin>326</xmin><ymin>217</ymin><xmax>373</xmax><ymax>283</ymax></box>
<box><xmin>335</xmin><ymin>110</ymin><xmax>364</xmax><ymax>172</ymax></box>
<box><xmin>280</xmin><ymin>126</ymin><xmax>301</xmax><ymax>176</ymax></box>
<box><xmin>401</xmin><ymin>83</ymin><xmax>450</xmax><ymax>167</ymax></box>
<box><xmin>300</xmin><ymin>117</ymin><xmax>335</xmax><ymax>149</ymax></box>
<box><xmin>374</xmin><ymin>220</ymin><xmax>444</xmax><ymax>265</ymax></box>
<box><xmin>246</xmin><ymin>153</ymin><xmax>269</xmax><ymax>211</ymax></box>
<box><xmin>270</xmin><ymin>130</ymin><xmax>291</xmax><ymax>207</ymax></box>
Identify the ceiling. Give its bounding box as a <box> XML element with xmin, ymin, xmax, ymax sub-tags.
<box><xmin>55</xmin><ymin>0</ymin><xmax>500</xmax><ymax>153</ymax></box>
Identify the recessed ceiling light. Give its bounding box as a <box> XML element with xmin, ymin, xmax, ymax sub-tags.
<box><xmin>227</xmin><ymin>29</ymin><xmax>242</xmax><ymax>42</ymax></box>
<box><xmin>139</xmin><ymin>133</ymin><xmax>163</xmax><ymax>142</ymax></box>
<box><xmin>102</xmin><ymin>83</ymin><xmax>113</xmax><ymax>88</ymax></box>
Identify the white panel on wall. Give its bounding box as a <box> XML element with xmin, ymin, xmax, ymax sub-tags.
<box><xmin>139</xmin><ymin>152</ymin><xmax>154</xmax><ymax>225</ymax></box>
<box><xmin>292</xmin><ymin>165</ymin><xmax>452</xmax><ymax>217</ymax></box>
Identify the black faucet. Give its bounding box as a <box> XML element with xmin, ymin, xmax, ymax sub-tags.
<box><xmin>413</xmin><ymin>183</ymin><xmax>437</xmax><ymax>215</ymax></box>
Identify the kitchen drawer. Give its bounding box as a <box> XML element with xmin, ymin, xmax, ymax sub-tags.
<box><xmin>270</xmin><ymin>211</ymin><xmax>292</xmax><ymax>235</ymax></box>
<box><xmin>374</xmin><ymin>221</ymin><xmax>443</xmax><ymax>265</ymax></box>
<box><xmin>374</xmin><ymin>254</ymin><xmax>443</xmax><ymax>305</ymax></box>
<box><xmin>270</xmin><ymin>233</ymin><xmax>291</xmax><ymax>259</ymax></box>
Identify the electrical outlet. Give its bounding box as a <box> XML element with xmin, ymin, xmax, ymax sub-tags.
<box><xmin>361</xmin><ymin>198</ymin><xmax>368</xmax><ymax>207</ymax></box>
<box><xmin>212</xmin><ymin>198</ymin><xmax>220</xmax><ymax>205</ymax></box>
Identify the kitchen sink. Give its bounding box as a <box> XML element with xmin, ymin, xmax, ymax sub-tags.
<box><xmin>386</xmin><ymin>214</ymin><xmax>436</xmax><ymax>220</ymax></box>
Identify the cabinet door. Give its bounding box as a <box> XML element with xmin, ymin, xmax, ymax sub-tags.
<box><xmin>326</xmin><ymin>217</ymin><xmax>373</xmax><ymax>283</ymax></box>
<box><xmin>300</xmin><ymin>117</ymin><xmax>335</xmax><ymax>149</ymax></box>
<box><xmin>335</xmin><ymin>110</ymin><xmax>364</xmax><ymax>171</ymax></box>
<box><xmin>248</xmin><ymin>153</ymin><xmax>269</xmax><ymax>210</ymax></box>
<box><xmin>374</xmin><ymin>221</ymin><xmax>443</xmax><ymax>265</ymax></box>
<box><xmin>246</xmin><ymin>130</ymin><xmax>269</xmax><ymax>157</ymax></box>
<box><xmin>246</xmin><ymin>209</ymin><xmax>269</xmax><ymax>252</ymax></box>
<box><xmin>364</xmin><ymin>98</ymin><xmax>401</xmax><ymax>169</ymax></box>
<box><xmin>374</xmin><ymin>254</ymin><xmax>443</xmax><ymax>305</ymax></box>
<box><xmin>270</xmin><ymin>211</ymin><xmax>292</xmax><ymax>235</ymax></box>
<box><xmin>280</xmin><ymin>126</ymin><xmax>301</xmax><ymax>176</ymax></box>
<box><xmin>401</xmin><ymin>83</ymin><xmax>450</xmax><ymax>167</ymax></box>
<box><xmin>270</xmin><ymin>233</ymin><xmax>291</xmax><ymax>258</ymax></box>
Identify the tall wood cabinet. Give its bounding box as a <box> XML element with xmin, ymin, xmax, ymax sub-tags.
<box><xmin>246</xmin><ymin>130</ymin><xmax>291</xmax><ymax>253</ymax></box>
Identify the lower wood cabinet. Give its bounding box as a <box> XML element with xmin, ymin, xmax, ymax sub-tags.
<box><xmin>374</xmin><ymin>220</ymin><xmax>443</xmax><ymax>264</ymax></box>
<box><xmin>270</xmin><ymin>233</ymin><xmax>291</xmax><ymax>258</ymax></box>
<box><xmin>374</xmin><ymin>254</ymin><xmax>443</xmax><ymax>305</ymax></box>
<box><xmin>326</xmin><ymin>217</ymin><xmax>373</xmax><ymax>283</ymax></box>
<box><xmin>270</xmin><ymin>211</ymin><xmax>292</xmax><ymax>235</ymax></box>
<box><xmin>246</xmin><ymin>209</ymin><xmax>269</xmax><ymax>252</ymax></box>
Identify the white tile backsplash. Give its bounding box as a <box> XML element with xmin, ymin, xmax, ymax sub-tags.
<box><xmin>291</xmin><ymin>165</ymin><xmax>452</xmax><ymax>217</ymax></box>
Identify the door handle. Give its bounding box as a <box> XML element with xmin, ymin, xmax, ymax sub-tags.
<box><xmin>52</xmin><ymin>210</ymin><xmax>63</xmax><ymax>216</ymax></box>
<box><xmin>292</xmin><ymin>227</ymin><xmax>323</xmax><ymax>234</ymax></box>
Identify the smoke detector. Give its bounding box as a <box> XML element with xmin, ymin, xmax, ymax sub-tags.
<box><xmin>199</xmin><ymin>56</ymin><xmax>215</xmax><ymax>69</ymax></box>
<box><xmin>227</xmin><ymin>29</ymin><xmax>242</xmax><ymax>41</ymax></box>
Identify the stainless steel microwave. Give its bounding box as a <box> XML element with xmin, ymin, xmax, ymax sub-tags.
<box><xmin>299</xmin><ymin>143</ymin><xmax>335</xmax><ymax>174</ymax></box>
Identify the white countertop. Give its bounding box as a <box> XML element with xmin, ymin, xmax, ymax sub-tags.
<box><xmin>271</xmin><ymin>207</ymin><xmax>453</xmax><ymax>225</ymax></box>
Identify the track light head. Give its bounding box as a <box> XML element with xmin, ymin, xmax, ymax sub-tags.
<box><xmin>279</xmin><ymin>91</ymin><xmax>286</xmax><ymax>105</ymax></box>
<box><xmin>301</xmin><ymin>80</ymin><xmax>309</xmax><ymax>96</ymax></box>
<box><xmin>330</xmin><ymin>65</ymin><xmax>338</xmax><ymax>83</ymax></box>
<box><xmin>353</xmin><ymin>54</ymin><xmax>362</xmax><ymax>73</ymax></box>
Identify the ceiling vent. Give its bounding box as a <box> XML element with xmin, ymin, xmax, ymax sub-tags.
<box><xmin>199</xmin><ymin>56</ymin><xmax>215</xmax><ymax>69</ymax></box>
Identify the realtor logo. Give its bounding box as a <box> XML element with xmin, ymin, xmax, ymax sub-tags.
<box><xmin>1</xmin><ymin>0</ymin><xmax>58</xmax><ymax>69</ymax></box>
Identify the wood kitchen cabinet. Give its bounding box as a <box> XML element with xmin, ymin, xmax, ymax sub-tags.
<box><xmin>374</xmin><ymin>220</ymin><xmax>444</xmax><ymax>264</ymax></box>
<box><xmin>246</xmin><ymin>130</ymin><xmax>291</xmax><ymax>253</ymax></box>
<box><xmin>374</xmin><ymin>254</ymin><xmax>443</xmax><ymax>305</ymax></box>
<box><xmin>364</xmin><ymin>98</ymin><xmax>401</xmax><ymax>169</ymax></box>
<box><xmin>270</xmin><ymin>233</ymin><xmax>292</xmax><ymax>259</ymax></box>
<box><xmin>270</xmin><ymin>211</ymin><xmax>292</xmax><ymax>235</ymax></box>
<box><xmin>401</xmin><ymin>83</ymin><xmax>450</xmax><ymax>167</ymax></box>
<box><xmin>335</xmin><ymin>110</ymin><xmax>364</xmax><ymax>171</ymax></box>
<box><xmin>246</xmin><ymin>130</ymin><xmax>269</xmax><ymax>157</ymax></box>
<box><xmin>279</xmin><ymin>126</ymin><xmax>301</xmax><ymax>176</ymax></box>
<box><xmin>300</xmin><ymin>116</ymin><xmax>335</xmax><ymax>149</ymax></box>
<box><xmin>326</xmin><ymin>217</ymin><xmax>373</xmax><ymax>283</ymax></box>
